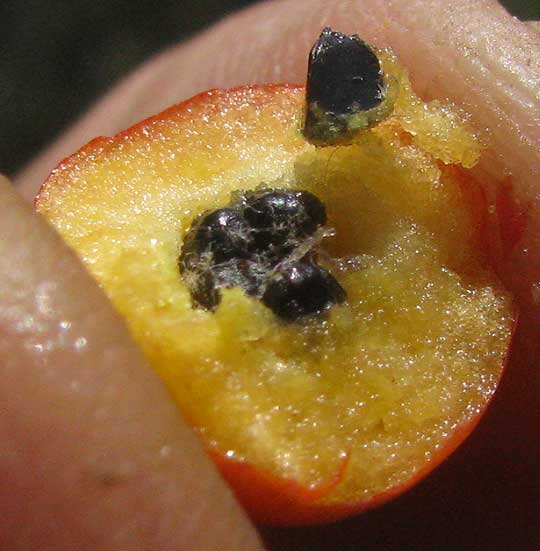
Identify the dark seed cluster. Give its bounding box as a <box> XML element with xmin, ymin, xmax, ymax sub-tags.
<box><xmin>179</xmin><ymin>189</ymin><xmax>346</xmax><ymax>321</ymax></box>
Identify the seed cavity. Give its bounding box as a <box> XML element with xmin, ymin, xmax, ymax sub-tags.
<box><xmin>179</xmin><ymin>189</ymin><xmax>346</xmax><ymax>321</ymax></box>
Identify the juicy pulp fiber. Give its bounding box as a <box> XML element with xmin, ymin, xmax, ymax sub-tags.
<box><xmin>37</xmin><ymin>52</ymin><xmax>513</xmax><ymax>507</ymax></box>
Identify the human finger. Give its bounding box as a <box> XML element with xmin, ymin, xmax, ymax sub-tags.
<box><xmin>0</xmin><ymin>175</ymin><xmax>264</xmax><ymax>551</ymax></box>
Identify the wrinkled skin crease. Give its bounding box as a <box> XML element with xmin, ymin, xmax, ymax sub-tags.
<box><xmin>4</xmin><ymin>1</ymin><xmax>540</xmax><ymax>550</ymax></box>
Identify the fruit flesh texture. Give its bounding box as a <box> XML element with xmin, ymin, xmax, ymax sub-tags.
<box><xmin>37</xmin><ymin>52</ymin><xmax>513</xmax><ymax>507</ymax></box>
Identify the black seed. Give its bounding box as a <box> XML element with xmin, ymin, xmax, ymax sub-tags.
<box><xmin>242</xmin><ymin>190</ymin><xmax>326</xmax><ymax>256</ymax></box>
<box><xmin>297</xmin><ymin>191</ymin><xmax>327</xmax><ymax>230</ymax></box>
<box><xmin>243</xmin><ymin>190</ymin><xmax>303</xmax><ymax>230</ymax></box>
<box><xmin>183</xmin><ymin>208</ymin><xmax>253</xmax><ymax>267</ymax></box>
<box><xmin>190</xmin><ymin>270</ymin><xmax>221</xmax><ymax>310</ymax></box>
<box><xmin>178</xmin><ymin>246</ymin><xmax>199</xmax><ymax>274</ymax></box>
<box><xmin>303</xmin><ymin>28</ymin><xmax>392</xmax><ymax>145</ymax></box>
<box><xmin>262</xmin><ymin>260</ymin><xmax>346</xmax><ymax>321</ymax></box>
<box><xmin>180</xmin><ymin>188</ymin><xmax>346</xmax><ymax>321</ymax></box>
<box><xmin>307</xmin><ymin>28</ymin><xmax>383</xmax><ymax>115</ymax></box>
<box><xmin>212</xmin><ymin>259</ymin><xmax>261</xmax><ymax>296</ymax></box>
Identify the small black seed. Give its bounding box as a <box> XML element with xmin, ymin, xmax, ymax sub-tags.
<box><xmin>297</xmin><ymin>190</ymin><xmax>327</xmax><ymax>230</ymax></box>
<box><xmin>190</xmin><ymin>270</ymin><xmax>221</xmax><ymax>310</ymax></box>
<box><xmin>186</xmin><ymin>208</ymin><xmax>253</xmax><ymax>266</ymax></box>
<box><xmin>262</xmin><ymin>260</ymin><xmax>346</xmax><ymax>321</ymax></box>
<box><xmin>307</xmin><ymin>28</ymin><xmax>383</xmax><ymax>116</ymax></box>
<box><xmin>180</xmin><ymin>188</ymin><xmax>346</xmax><ymax>321</ymax></box>
<box><xmin>212</xmin><ymin>259</ymin><xmax>261</xmax><ymax>295</ymax></box>
<box><xmin>303</xmin><ymin>28</ymin><xmax>393</xmax><ymax>145</ymax></box>
<box><xmin>243</xmin><ymin>190</ymin><xmax>303</xmax><ymax>230</ymax></box>
<box><xmin>242</xmin><ymin>190</ymin><xmax>326</xmax><ymax>256</ymax></box>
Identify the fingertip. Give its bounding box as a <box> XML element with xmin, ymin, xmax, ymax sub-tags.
<box><xmin>0</xmin><ymin>173</ymin><xmax>263</xmax><ymax>551</ymax></box>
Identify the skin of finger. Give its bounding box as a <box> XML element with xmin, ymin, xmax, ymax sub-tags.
<box><xmin>0</xmin><ymin>175</ymin><xmax>264</xmax><ymax>551</ymax></box>
<box><xmin>526</xmin><ymin>20</ymin><xmax>540</xmax><ymax>34</ymax></box>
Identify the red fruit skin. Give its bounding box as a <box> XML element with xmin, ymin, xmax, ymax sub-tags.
<box><xmin>210</xmin><ymin>450</ymin><xmax>351</xmax><ymax>525</ymax></box>
<box><xmin>36</xmin><ymin>84</ymin><xmax>519</xmax><ymax>531</ymax></box>
<box><xmin>444</xmin><ymin>165</ymin><xmax>527</xmax><ymax>271</ymax></box>
<box><xmin>495</xmin><ymin>178</ymin><xmax>528</xmax><ymax>261</ymax></box>
<box><xmin>210</xmin><ymin>415</ymin><xmax>490</xmax><ymax>525</ymax></box>
<box><xmin>211</xmin><ymin>320</ymin><xmax>517</xmax><ymax>526</ymax></box>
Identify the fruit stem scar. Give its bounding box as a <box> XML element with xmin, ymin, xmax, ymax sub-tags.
<box><xmin>303</xmin><ymin>28</ymin><xmax>395</xmax><ymax>146</ymax></box>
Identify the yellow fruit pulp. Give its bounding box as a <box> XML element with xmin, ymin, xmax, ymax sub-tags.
<box><xmin>38</xmin><ymin>52</ymin><xmax>513</xmax><ymax>504</ymax></box>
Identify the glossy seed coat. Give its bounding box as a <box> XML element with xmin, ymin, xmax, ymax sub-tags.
<box><xmin>180</xmin><ymin>188</ymin><xmax>345</xmax><ymax>320</ymax></box>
